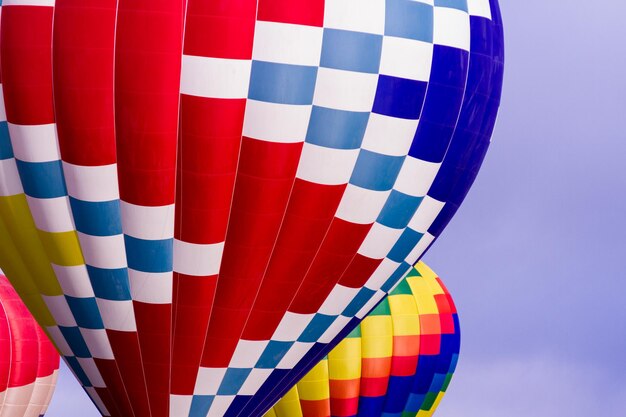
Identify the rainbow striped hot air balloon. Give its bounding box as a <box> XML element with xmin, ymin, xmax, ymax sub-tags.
<box><xmin>266</xmin><ymin>263</ymin><xmax>459</xmax><ymax>417</ymax></box>
<box><xmin>0</xmin><ymin>275</ymin><xmax>60</xmax><ymax>417</ymax></box>
<box><xmin>0</xmin><ymin>0</ymin><xmax>502</xmax><ymax>415</ymax></box>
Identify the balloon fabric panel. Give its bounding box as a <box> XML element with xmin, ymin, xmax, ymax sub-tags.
<box><xmin>265</xmin><ymin>262</ymin><xmax>460</xmax><ymax>417</ymax></box>
<box><xmin>427</xmin><ymin>0</ymin><xmax>504</xmax><ymax>238</ymax></box>
<box><xmin>114</xmin><ymin>0</ymin><xmax>185</xmax><ymax>415</ymax></box>
<box><xmin>52</xmin><ymin>2</ymin><xmax>149</xmax><ymax>416</ymax></box>
<box><xmin>244</xmin><ymin>2</ymin><xmax>503</xmax><ymax>414</ymax></box>
<box><xmin>0</xmin><ymin>0</ymin><xmax>503</xmax><ymax>416</ymax></box>
<box><xmin>0</xmin><ymin>276</ymin><xmax>60</xmax><ymax>417</ymax></box>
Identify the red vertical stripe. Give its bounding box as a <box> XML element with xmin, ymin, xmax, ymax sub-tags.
<box><xmin>257</xmin><ymin>0</ymin><xmax>325</xmax><ymax>26</ymax></box>
<box><xmin>172</xmin><ymin>97</ymin><xmax>245</xmax><ymax>391</ymax></box>
<box><xmin>242</xmin><ymin>180</ymin><xmax>346</xmax><ymax>340</ymax></box>
<box><xmin>94</xmin><ymin>386</ymin><xmax>123</xmax><ymax>417</ymax></box>
<box><xmin>290</xmin><ymin>221</ymin><xmax>373</xmax><ymax>315</ymax></box>
<box><xmin>0</xmin><ymin>278</ymin><xmax>59</xmax><ymax>413</ymax></box>
<box><xmin>434</xmin><ymin>294</ymin><xmax>452</xmax><ymax>315</ymax></box>
<box><xmin>107</xmin><ymin>331</ymin><xmax>152</xmax><ymax>417</ymax></box>
<box><xmin>2</xmin><ymin>286</ymin><xmax>38</xmax><ymax>389</ymax></box>
<box><xmin>132</xmin><ymin>303</ymin><xmax>172</xmax><ymax>416</ymax></box>
<box><xmin>0</xmin><ymin>296</ymin><xmax>10</xmax><ymax>394</ymax></box>
<box><xmin>52</xmin><ymin>0</ymin><xmax>118</xmax><ymax>166</ymax></box>
<box><xmin>436</xmin><ymin>277</ymin><xmax>458</xmax><ymax>313</ymax></box>
<box><xmin>171</xmin><ymin>274</ymin><xmax>216</xmax><ymax>394</ymax></box>
<box><xmin>338</xmin><ymin>255</ymin><xmax>384</xmax><ymax>289</ymax></box>
<box><xmin>201</xmin><ymin>138</ymin><xmax>304</xmax><ymax>367</ymax></box>
<box><xmin>0</xmin><ymin>6</ymin><xmax>128</xmax><ymax>415</ymax></box>
<box><xmin>114</xmin><ymin>0</ymin><xmax>184</xmax><ymax>414</ymax></box>
<box><xmin>175</xmin><ymin>97</ymin><xmax>246</xmax><ymax>244</ymax></box>
<box><xmin>93</xmin><ymin>359</ymin><xmax>136</xmax><ymax>417</ymax></box>
<box><xmin>171</xmin><ymin>0</ymin><xmax>257</xmax><ymax>394</ymax></box>
<box><xmin>52</xmin><ymin>2</ymin><xmax>152</xmax><ymax>416</ymax></box>
<box><xmin>439</xmin><ymin>313</ymin><xmax>455</xmax><ymax>334</ymax></box>
<box><xmin>183</xmin><ymin>0</ymin><xmax>256</xmax><ymax>59</ymax></box>
<box><xmin>34</xmin><ymin>325</ymin><xmax>59</xmax><ymax>378</ymax></box>
<box><xmin>114</xmin><ymin>0</ymin><xmax>183</xmax><ymax>207</ymax></box>
<box><xmin>0</xmin><ymin>6</ymin><xmax>54</xmax><ymax>125</ymax></box>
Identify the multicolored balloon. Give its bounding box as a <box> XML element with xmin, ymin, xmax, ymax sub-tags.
<box><xmin>0</xmin><ymin>0</ymin><xmax>502</xmax><ymax>416</ymax></box>
<box><xmin>0</xmin><ymin>275</ymin><xmax>60</xmax><ymax>417</ymax></box>
<box><xmin>265</xmin><ymin>263</ymin><xmax>458</xmax><ymax>417</ymax></box>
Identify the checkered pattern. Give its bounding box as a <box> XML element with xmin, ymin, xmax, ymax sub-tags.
<box><xmin>187</xmin><ymin>5</ymin><xmax>328</xmax><ymax>415</ymax></box>
<box><xmin>0</xmin><ymin>2</ymin><xmax>117</xmax><ymax>415</ymax></box>
<box><xmin>244</xmin><ymin>3</ymin><xmax>503</xmax><ymax>414</ymax></box>
<box><xmin>53</xmin><ymin>1</ymin><xmax>159</xmax><ymax>415</ymax></box>
<box><xmin>266</xmin><ymin>262</ymin><xmax>460</xmax><ymax>417</ymax></box>
<box><xmin>17</xmin><ymin>123</ymin><xmax>119</xmax><ymax>412</ymax></box>
<box><xmin>188</xmin><ymin>2</ymin><xmax>390</xmax><ymax>414</ymax></box>
<box><xmin>0</xmin><ymin>0</ymin><xmax>504</xmax><ymax>416</ymax></box>
<box><xmin>426</xmin><ymin>0</ymin><xmax>504</xmax><ymax>241</ymax></box>
<box><xmin>171</xmin><ymin>1</ymin><xmax>257</xmax><ymax>413</ymax></box>
<box><xmin>227</xmin><ymin>3</ymin><xmax>472</xmax><ymax>415</ymax></box>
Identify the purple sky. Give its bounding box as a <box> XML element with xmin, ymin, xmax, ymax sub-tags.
<box><xmin>46</xmin><ymin>1</ymin><xmax>626</xmax><ymax>415</ymax></box>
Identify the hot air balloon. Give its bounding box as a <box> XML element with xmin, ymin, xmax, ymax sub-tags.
<box><xmin>0</xmin><ymin>275</ymin><xmax>60</xmax><ymax>417</ymax></box>
<box><xmin>265</xmin><ymin>262</ymin><xmax>458</xmax><ymax>417</ymax></box>
<box><xmin>0</xmin><ymin>0</ymin><xmax>503</xmax><ymax>415</ymax></box>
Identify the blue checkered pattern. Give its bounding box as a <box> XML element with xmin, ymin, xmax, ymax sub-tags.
<box><xmin>0</xmin><ymin>0</ymin><xmax>502</xmax><ymax>415</ymax></box>
<box><xmin>190</xmin><ymin>4</ymin><xmax>385</xmax><ymax>415</ymax></box>
<box><xmin>203</xmin><ymin>2</ymin><xmax>470</xmax><ymax>416</ymax></box>
<box><xmin>427</xmin><ymin>0</ymin><xmax>504</xmax><ymax>240</ymax></box>
<box><xmin>230</xmin><ymin>2</ymin><xmax>507</xmax><ymax>415</ymax></box>
<box><xmin>0</xmin><ymin>73</ymin><xmax>110</xmax><ymax>415</ymax></box>
<box><xmin>6</xmin><ymin>124</ymin><xmax>110</xmax><ymax>387</ymax></box>
<box><xmin>399</xmin><ymin>321</ymin><xmax>461</xmax><ymax>415</ymax></box>
<box><xmin>188</xmin><ymin>17</ymin><xmax>329</xmax><ymax>417</ymax></box>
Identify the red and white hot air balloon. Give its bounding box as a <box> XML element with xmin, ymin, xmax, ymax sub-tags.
<box><xmin>0</xmin><ymin>0</ymin><xmax>503</xmax><ymax>415</ymax></box>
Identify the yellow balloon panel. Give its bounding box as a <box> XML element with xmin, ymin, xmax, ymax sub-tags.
<box><xmin>266</xmin><ymin>262</ymin><xmax>460</xmax><ymax>417</ymax></box>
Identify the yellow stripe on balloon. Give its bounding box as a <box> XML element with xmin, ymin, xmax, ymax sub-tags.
<box><xmin>298</xmin><ymin>359</ymin><xmax>330</xmax><ymax>401</ymax></box>
<box><xmin>328</xmin><ymin>337</ymin><xmax>361</xmax><ymax>380</ymax></box>
<box><xmin>431</xmin><ymin>391</ymin><xmax>445</xmax><ymax>411</ymax></box>
<box><xmin>415</xmin><ymin>262</ymin><xmax>438</xmax><ymax>282</ymax></box>
<box><xmin>37</xmin><ymin>230</ymin><xmax>85</xmax><ymax>267</ymax></box>
<box><xmin>425</xmin><ymin>276</ymin><xmax>445</xmax><ymax>297</ymax></box>
<box><xmin>267</xmin><ymin>262</ymin><xmax>461</xmax><ymax>417</ymax></box>
<box><xmin>388</xmin><ymin>294</ymin><xmax>421</xmax><ymax>335</ymax></box>
<box><xmin>360</xmin><ymin>315</ymin><xmax>392</xmax><ymax>359</ymax></box>
<box><xmin>407</xmin><ymin>277</ymin><xmax>438</xmax><ymax>314</ymax></box>
<box><xmin>0</xmin><ymin>214</ymin><xmax>56</xmax><ymax>326</ymax></box>
<box><xmin>0</xmin><ymin>195</ymin><xmax>63</xmax><ymax>295</ymax></box>
<box><xmin>271</xmin><ymin>386</ymin><xmax>303</xmax><ymax>417</ymax></box>
<box><xmin>417</xmin><ymin>391</ymin><xmax>445</xmax><ymax>417</ymax></box>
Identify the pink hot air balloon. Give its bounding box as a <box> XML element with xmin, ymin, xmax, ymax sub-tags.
<box><xmin>0</xmin><ymin>275</ymin><xmax>60</xmax><ymax>417</ymax></box>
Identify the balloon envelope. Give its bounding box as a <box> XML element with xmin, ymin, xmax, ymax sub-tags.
<box><xmin>0</xmin><ymin>0</ymin><xmax>502</xmax><ymax>416</ymax></box>
<box><xmin>266</xmin><ymin>262</ymin><xmax>459</xmax><ymax>417</ymax></box>
<box><xmin>0</xmin><ymin>275</ymin><xmax>60</xmax><ymax>417</ymax></box>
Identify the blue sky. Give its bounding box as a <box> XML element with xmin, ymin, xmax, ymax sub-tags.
<box><xmin>431</xmin><ymin>1</ymin><xmax>626</xmax><ymax>415</ymax></box>
<box><xmin>46</xmin><ymin>1</ymin><xmax>626</xmax><ymax>415</ymax></box>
